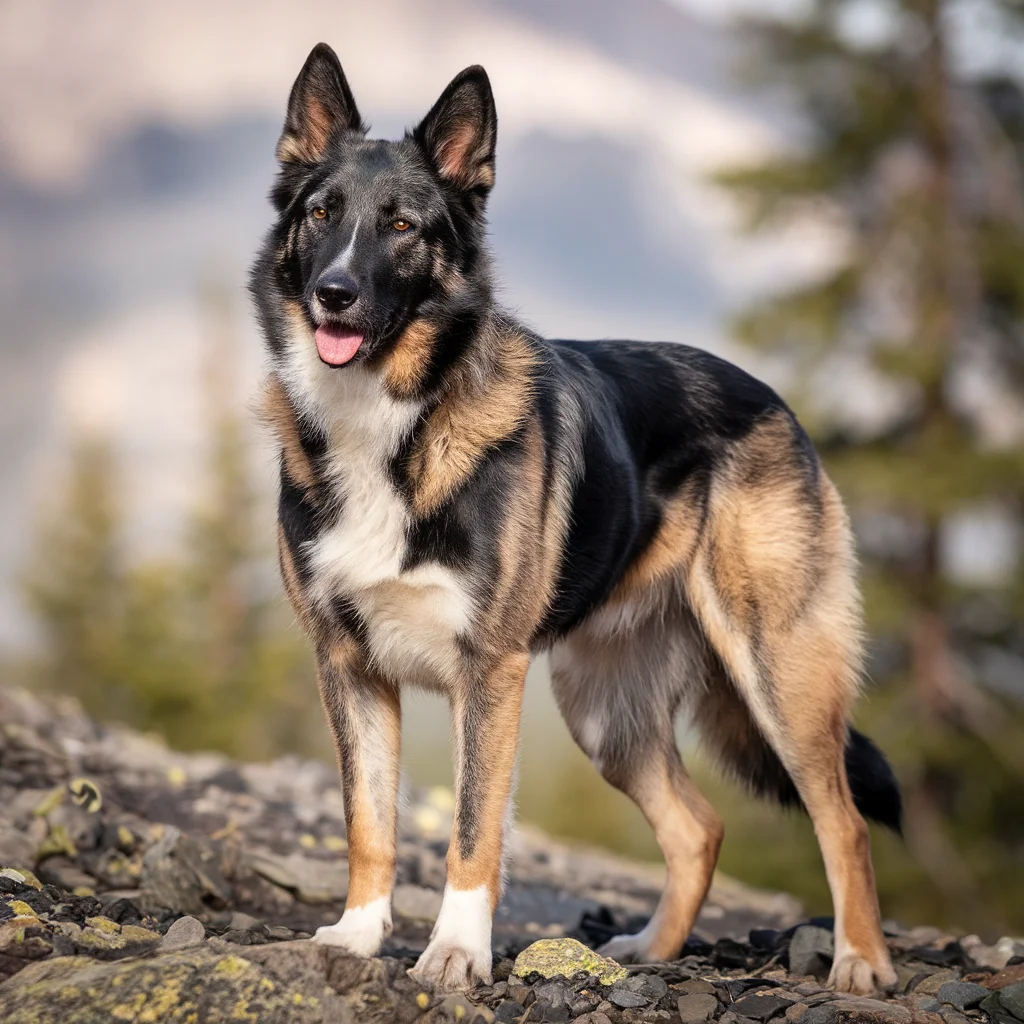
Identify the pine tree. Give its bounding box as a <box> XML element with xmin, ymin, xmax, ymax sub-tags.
<box><xmin>716</xmin><ymin>0</ymin><xmax>1024</xmax><ymax>930</ymax></box>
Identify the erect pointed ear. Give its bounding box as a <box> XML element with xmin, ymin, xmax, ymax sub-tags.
<box><xmin>414</xmin><ymin>66</ymin><xmax>496</xmax><ymax>195</ymax></box>
<box><xmin>277</xmin><ymin>43</ymin><xmax>365</xmax><ymax>165</ymax></box>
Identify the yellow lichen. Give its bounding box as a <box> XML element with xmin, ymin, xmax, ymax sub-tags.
<box><xmin>137</xmin><ymin>977</ymin><xmax>185</xmax><ymax>1022</ymax></box>
<box><xmin>7</xmin><ymin>901</ymin><xmax>36</xmax><ymax>918</ymax></box>
<box><xmin>85</xmin><ymin>916</ymin><xmax>120</xmax><ymax>934</ymax></box>
<box><xmin>416</xmin><ymin>992</ymin><xmax>430</xmax><ymax>1009</ymax></box>
<box><xmin>512</xmin><ymin>938</ymin><xmax>628</xmax><ymax>986</ymax></box>
<box><xmin>214</xmin><ymin>955</ymin><xmax>252</xmax><ymax>977</ymax></box>
<box><xmin>231</xmin><ymin>996</ymin><xmax>256</xmax><ymax>1021</ymax></box>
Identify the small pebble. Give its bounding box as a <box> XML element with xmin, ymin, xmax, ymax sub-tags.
<box><xmin>607</xmin><ymin>988</ymin><xmax>648</xmax><ymax>1008</ymax></box>
<box><xmin>677</xmin><ymin>992</ymin><xmax>719</xmax><ymax>1023</ymax></box>
<box><xmin>159</xmin><ymin>915</ymin><xmax>205</xmax><ymax>950</ymax></box>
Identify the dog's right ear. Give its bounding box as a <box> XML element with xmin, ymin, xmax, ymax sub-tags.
<box><xmin>277</xmin><ymin>44</ymin><xmax>365</xmax><ymax>164</ymax></box>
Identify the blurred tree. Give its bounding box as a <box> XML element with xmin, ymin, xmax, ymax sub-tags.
<box><xmin>22</xmin><ymin>435</ymin><xmax>127</xmax><ymax>721</ymax></box>
<box><xmin>21</xmin><ymin>283</ymin><xmax>319</xmax><ymax>762</ymax></box>
<box><xmin>716</xmin><ymin>0</ymin><xmax>1024</xmax><ymax>932</ymax></box>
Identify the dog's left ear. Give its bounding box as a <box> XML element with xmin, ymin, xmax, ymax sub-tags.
<box><xmin>414</xmin><ymin>66</ymin><xmax>496</xmax><ymax>197</ymax></box>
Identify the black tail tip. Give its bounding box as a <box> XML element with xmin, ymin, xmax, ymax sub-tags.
<box><xmin>845</xmin><ymin>728</ymin><xmax>903</xmax><ymax>835</ymax></box>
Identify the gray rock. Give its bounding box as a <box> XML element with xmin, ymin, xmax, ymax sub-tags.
<box><xmin>531</xmin><ymin>999</ymin><xmax>569</xmax><ymax>1023</ymax></box>
<box><xmin>678</xmin><ymin>978</ymin><xmax>718</xmax><ymax>996</ymax></box>
<box><xmin>37</xmin><ymin>855</ymin><xmax>96</xmax><ymax>892</ymax></box>
<box><xmin>0</xmin><ymin>826</ymin><xmax>36</xmax><ymax>870</ymax></box>
<box><xmin>999</xmin><ymin>981</ymin><xmax>1024</xmax><ymax>1020</ymax></box>
<box><xmin>830</xmin><ymin>997</ymin><xmax>911</xmax><ymax>1021</ymax></box>
<box><xmin>796</xmin><ymin>1006</ymin><xmax>837</xmax><ymax>1024</ymax></box>
<box><xmin>533</xmin><ymin>980</ymin><xmax>572</xmax><ymax>1008</ymax></box>
<box><xmin>677</xmin><ymin>992</ymin><xmax>720</xmax><ymax>1023</ymax></box>
<box><xmin>158</xmin><ymin>914</ymin><xmax>205</xmax><ymax>950</ymax></box>
<box><xmin>979</xmin><ymin>992</ymin><xmax>1018</xmax><ymax>1024</ymax></box>
<box><xmin>245</xmin><ymin>848</ymin><xmax>348</xmax><ymax>904</ymax></box>
<box><xmin>392</xmin><ymin>883</ymin><xmax>443</xmax><ymax>921</ymax></box>
<box><xmin>140</xmin><ymin>827</ymin><xmax>230</xmax><ymax>914</ymax></box>
<box><xmin>913</xmin><ymin>967</ymin><xmax>958</xmax><ymax>994</ymax></box>
<box><xmin>936</xmin><ymin>980</ymin><xmax>989</xmax><ymax>1010</ymax></box>
<box><xmin>788</xmin><ymin>926</ymin><xmax>834</xmax><ymax>980</ymax></box>
<box><xmin>733</xmin><ymin>990</ymin><xmax>796</xmax><ymax>1020</ymax></box>
<box><xmin>494</xmin><ymin>1002</ymin><xmax>525</xmax><ymax>1023</ymax></box>
<box><xmin>228</xmin><ymin>911</ymin><xmax>262</xmax><ymax>931</ymax></box>
<box><xmin>607</xmin><ymin>987</ymin><xmax>648</xmax><ymax>1008</ymax></box>
<box><xmin>632</xmin><ymin>973</ymin><xmax>669</xmax><ymax>1001</ymax></box>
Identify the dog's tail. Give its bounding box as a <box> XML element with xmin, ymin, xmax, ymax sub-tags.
<box><xmin>696</xmin><ymin>691</ymin><xmax>902</xmax><ymax>833</ymax></box>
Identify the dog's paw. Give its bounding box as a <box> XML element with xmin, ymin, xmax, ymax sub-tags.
<box><xmin>597</xmin><ymin>933</ymin><xmax>651</xmax><ymax>965</ymax></box>
<box><xmin>409</xmin><ymin>938</ymin><xmax>492</xmax><ymax>991</ymax></box>
<box><xmin>311</xmin><ymin>897</ymin><xmax>391</xmax><ymax>958</ymax></box>
<box><xmin>828</xmin><ymin>952</ymin><xmax>897</xmax><ymax>995</ymax></box>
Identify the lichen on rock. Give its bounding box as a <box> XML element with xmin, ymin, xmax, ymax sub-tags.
<box><xmin>511</xmin><ymin>937</ymin><xmax>628</xmax><ymax>985</ymax></box>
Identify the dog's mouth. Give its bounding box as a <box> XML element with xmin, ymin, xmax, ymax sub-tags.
<box><xmin>314</xmin><ymin>323</ymin><xmax>364</xmax><ymax>366</ymax></box>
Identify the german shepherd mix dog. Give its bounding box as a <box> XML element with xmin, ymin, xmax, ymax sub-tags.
<box><xmin>252</xmin><ymin>44</ymin><xmax>902</xmax><ymax>996</ymax></box>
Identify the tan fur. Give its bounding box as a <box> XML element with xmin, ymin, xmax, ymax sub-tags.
<box><xmin>317</xmin><ymin>641</ymin><xmax>402</xmax><ymax>911</ymax></box>
<box><xmin>408</xmin><ymin>334</ymin><xmax>536</xmax><ymax>516</ymax></box>
<box><xmin>446</xmin><ymin>652</ymin><xmax>530</xmax><ymax>905</ymax></box>
<box><xmin>278</xmin><ymin>97</ymin><xmax>335</xmax><ymax>164</ymax></box>
<box><xmin>436</xmin><ymin>123</ymin><xmax>493</xmax><ymax>190</ymax></box>
<box><xmin>379</xmin><ymin>319</ymin><xmax>437</xmax><ymax>398</ymax></box>
<box><xmin>627</xmin><ymin>760</ymin><xmax>723</xmax><ymax>960</ymax></box>
<box><xmin>475</xmin><ymin>418</ymin><xmax>560</xmax><ymax>649</ymax></box>
<box><xmin>261</xmin><ymin>373</ymin><xmax>318</xmax><ymax>498</ymax></box>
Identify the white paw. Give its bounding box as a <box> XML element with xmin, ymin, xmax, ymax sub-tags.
<box><xmin>409</xmin><ymin>937</ymin><xmax>493</xmax><ymax>991</ymax></box>
<box><xmin>828</xmin><ymin>952</ymin><xmax>897</xmax><ymax>995</ymax></box>
<box><xmin>598</xmin><ymin>932</ymin><xmax>652</xmax><ymax>965</ymax></box>
<box><xmin>312</xmin><ymin>896</ymin><xmax>392</xmax><ymax>957</ymax></box>
<box><xmin>408</xmin><ymin>884</ymin><xmax>493</xmax><ymax>991</ymax></box>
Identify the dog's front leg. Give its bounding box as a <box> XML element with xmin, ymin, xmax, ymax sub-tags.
<box><xmin>312</xmin><ymin>640</ymin><xmax>401</xmax><ymax>957</ymax></box>
<box><xmin>410</xmin><ymin>652</ymin><xmax>529</xmax><ymax>992</ymax></box>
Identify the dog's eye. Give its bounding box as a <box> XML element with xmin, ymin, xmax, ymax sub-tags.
<box><xmin>392</xmin><ymin>219</ymin><xmax>412</xmax><ymax>232</ymax></box>
<box><xmin>311</xmin><ymin>206</ymin><xmax>328</xmax><ymax>221</ymax></box>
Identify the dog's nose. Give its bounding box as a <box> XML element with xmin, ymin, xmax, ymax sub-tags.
<box><xmin>315</xmin><ymin>273</ymin><xmax>359</xmax><ymax>312</ymax></box>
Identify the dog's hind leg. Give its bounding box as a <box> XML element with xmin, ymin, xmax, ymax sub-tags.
<box><xmin>687</xmin><ymin>447</ymin><xmax>898</xmax><ymax>994</ymax></box>
<box><xmin>550</xmin><ymin>622</ymin><xmax>723</xmax><ymax>963</ymax></box>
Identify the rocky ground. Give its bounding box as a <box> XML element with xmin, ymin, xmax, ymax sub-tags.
<box><xmin>1</xmin><ymin>687</ymin><xmax>1023</xmax><ymax>1023</ymax></box>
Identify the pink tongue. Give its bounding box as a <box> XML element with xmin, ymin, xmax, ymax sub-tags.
<box><xmin>315</xmin><ymin>325</ymin><xmax>364</xmax><ymax>365</ymax></box>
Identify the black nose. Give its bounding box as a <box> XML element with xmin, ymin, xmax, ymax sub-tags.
<box><xmin>315</xmin><ymin>273</ymin><xmax>359</xmax><ymax>312</ymax></box>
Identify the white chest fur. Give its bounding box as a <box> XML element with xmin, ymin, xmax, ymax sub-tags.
<box><xmin>281</xmin><ymin>339</ymin><xmax>474</xmax><ymax>688</ymax></box>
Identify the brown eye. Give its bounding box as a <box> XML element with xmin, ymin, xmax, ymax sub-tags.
<box><xmin>311</xmin><ymin>206</ymin><xmax>327</xmax><ymax>220</ymax></box>
<box><xmin>392</xmin><ymin>219</ymin><xmax>411</xmax><ymax>232</ymax></box>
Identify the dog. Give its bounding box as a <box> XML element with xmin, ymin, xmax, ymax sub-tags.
<box><xmin>251</xmin><ymin>43</ymin><xmax>902</xmax><ymax>995</ymax></box>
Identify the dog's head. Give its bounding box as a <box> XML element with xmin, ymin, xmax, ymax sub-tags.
<box><xmin>263</xmin><ymin>44</ymin><xmax>496</xmax><ymax>369</ymax></box>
